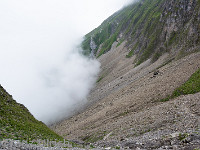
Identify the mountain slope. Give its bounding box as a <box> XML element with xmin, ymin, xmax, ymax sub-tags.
<box><xmin>53</xmin><ymin>43</ymin><xmax>200</xmax><ymax>149</ymax></box>
<box><xmin>52</xmin><ymin>0</ymin><xmax>200</xmax><ymax>149</ymax></box>
<box><xmin>0</xmin><ymin>85</ymin><xmax>62</xmax><ymax>141</ymax></box>
<box><xmin>82</xmin><ymin>0</ymin><xmax>200</xmax><ymax>65</ymax></box>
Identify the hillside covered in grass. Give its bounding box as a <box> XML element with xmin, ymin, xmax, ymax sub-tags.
<box><xmin>0</xmin><ymin>85</ymin><xmax>63</xmax><ymax>141</ymax></box>
<box><xmin>161</xmin><ymin>67</ymin><xmax>200</xmax><ymax>102</ymax></box>
<box><xmin>82</xmin><ymin>0</ymin><xmax>200</xmax><ymax>65</ymax></box>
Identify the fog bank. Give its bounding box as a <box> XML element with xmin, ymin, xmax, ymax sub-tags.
<box><xmin>0</xmin><ymin>0</ymin><xmax>134</xmax><ymax>124</ymax></box>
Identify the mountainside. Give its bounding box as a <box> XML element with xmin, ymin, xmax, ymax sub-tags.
<box><xmin>52</xmin><ymin>0</ymin><xmax>200</xmax><ymax>149</ymax></box>
<box><xmin>53</xmin><ymin>46</ymin><xmax>200</xmax><ymax>149</ymax></box>
<box><xmin>0</xmin><ymin>85</ymin><xmax>62</xmax><ymax>141</ymax></box>
<box><xmin>82</xmin><ymin>0</ymin><xmax>200</xmax><ymax>65</ymax></box>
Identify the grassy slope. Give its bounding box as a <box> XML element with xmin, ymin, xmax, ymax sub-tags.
<box><xmin>82</xmin><ymin>0</ymin><xmax>200</xmax><ymax>65</ymax></box>
<box><xmin>173</xmin><ymin>68</ymin><xmax>200</xmax><ymax>97</ymax></box>
<box><xmin>0</xmin><ymin>85</ymin><xmax>63</xmax><ymax>141</ymax></box>
<box><xmin>161</xmin><ymin>68</ymin><xmax>200</xmax><ymax>102</ymax></box>
<box><xmin>81</xmin><ymin>2</ymin><xmax>139</xmax><ymax>56</ymax></box>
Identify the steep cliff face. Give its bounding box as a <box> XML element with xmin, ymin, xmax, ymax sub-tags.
<box><xmin>0</xmin><ymin>85</ymin><xmax>62</xmax><ymax>141</ymax></box>
<box><xmin>82</xmin><ymin>0</ymin><xmax>200</xmax><ymax>65</ymax></box>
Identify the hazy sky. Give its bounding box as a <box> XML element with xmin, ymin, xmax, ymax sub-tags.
<box><xmin>0</xmin><ymin>0</ymin><xmax>134</xmax><ymax>124</ymax></box>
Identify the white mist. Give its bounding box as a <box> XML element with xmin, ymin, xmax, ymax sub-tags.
<box><xmin>0</xmin><ymin>0</ymin><xmax>135</xmax><ymax>124</ymax></box>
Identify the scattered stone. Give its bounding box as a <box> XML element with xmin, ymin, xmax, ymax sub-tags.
<box><xmin>105</xmin><ymin>147</ymin><xmax>111</xmax><ymax>150</ymax></box>
<box><xmin>154</xmin><ymin>70</ymin><xmax>160</xmax><ymax>76</ymax></box>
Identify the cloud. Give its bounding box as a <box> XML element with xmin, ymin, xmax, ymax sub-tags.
<box><xmin>0</xmin><ymin>0</ymin><xmax>135</xmax><ymax>124</ymax></box>
<box><xmin>32</xmin><ymin>48</ymin><xmax>100</xmax><ymax>123</ymax></box>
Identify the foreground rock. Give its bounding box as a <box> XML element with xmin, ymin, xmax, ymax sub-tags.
<box><xmin>95</xmin><ymin>129</ymin><xmax>200</xmax><ymax>149</ymax></box>
<box><xmin>0</xmin><ymin>139</ymin><xmax>104</xmax><ymax>150</ymax></box>
<box><xmin>2</xmin><ymin>132</ymin><xmax>199</xmax><ymax>150</ymax></box>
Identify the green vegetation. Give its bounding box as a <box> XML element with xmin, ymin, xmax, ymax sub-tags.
<box><xmin>160</xmin><ymin>68</ymin><xmax>200</xmax><ymax>102</ymax></box>
<box><xmin>81</xmin><ymin>131</ymin><xmax>107</xmax><ymax>143</ymax></box>
<box><xmin>81</xmin><ymin>2</ymin><xmax>142</xmax><ymax>57</ymax></box>
<box><xmin>96</xmin><ymin>75</ymin><xmax>104</xmax><ymax>83</ymax></box>
<box><xmin>178</xmin><ymin>133</ymin><xmax>189</xmax><ymax>141</ymax></box>
<box><xmin>115</xmin><ymin>146</ymin><xmax>120</xmax><ymax>149</ymax></box>
<box><xmin>82</xmin><ymin>0</ymin><xmax>165</xmax><ymax>61</ymax></box>
<box><xmin>152</xmin><ymin>52</ymin><xmax>162</xmax><ymax>62</ymax></box>
<box><xmin>119</xmin><ymin>111</ymin><xmax>129</xmax><ymax>117</ymax></box>
<box><xmin>113</xmin><ymin>110</ymin><xmax>130</xmax><ymax>119</ymax></box>
<box><xmin>116</xmin><ymin>39</ymin><xmax>124</xmax><ymax>47</ymax></box>
<box><xmin>156</xmin><ymin>58</ymin><xmax>174</xmax><ymax>70</ymax></box>
<box><xmin>97</xmin><ymin>34</ymin><xmax>117</xmax><ymax>57</ymax></box>
<box><xmin>126</xmin><ymin>43</ymin><xmax>138</xmax><ymax>58</ymax></box>
<box><xmin>168</xmin><ymin>31</ymin><xmax>177</xmax><ymax>46</ymax></box>
<box><xmin>0</xmin><ymin>85</ymin><xmax>63</xmax><ymax>141</ymax></box>
<box><xmin>126</xmin><ymin>50</ymin><xmax>135</xmax><ymax>58</ymax></box>
<box><xmin>160</xmin><ymin>96</ymin><xmax>171</xmax><ymax>102</ymax></box>
<box><xmin>90</xmin><ymin>144</ymin><xmax>95</xmax><ymax>148</ymax></box>
<box><xmin>172</xmin><ymin>68</ymin><xmax>200</xmax><ymax>97</ymax></box>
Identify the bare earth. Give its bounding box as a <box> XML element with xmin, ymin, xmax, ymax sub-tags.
<box><xmin>51</xmin><ymin>42</ymin><xmax>200</xmax><ymax>149</ymax></box>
